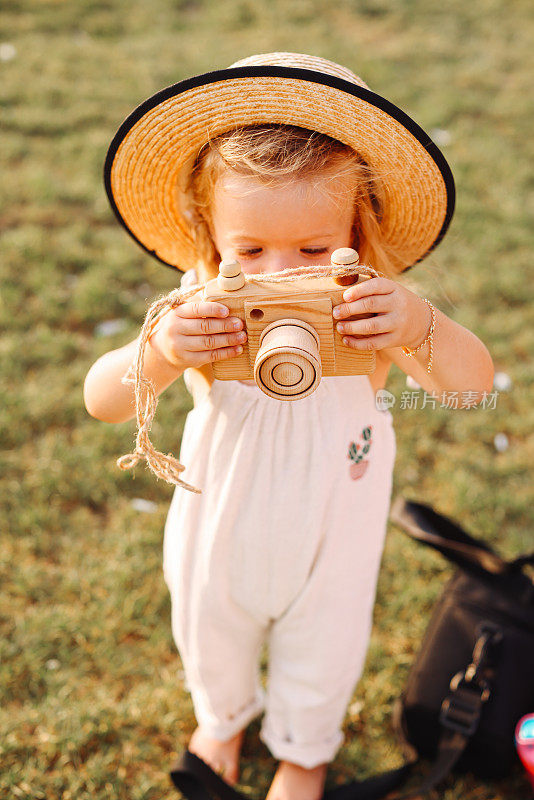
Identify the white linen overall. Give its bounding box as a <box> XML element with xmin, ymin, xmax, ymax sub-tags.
<box><xmin>163</xmin><ymin>371</ymin><xmax>396</xmax><ymax>768</ymax></box>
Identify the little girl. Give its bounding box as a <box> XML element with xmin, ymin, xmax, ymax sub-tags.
<box><xmin>84</xmin><ymin>53</ymin><xmax>494</xmax><ymax>800</ymax></box>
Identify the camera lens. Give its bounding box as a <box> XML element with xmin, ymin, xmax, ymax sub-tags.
<box><xmin>254</xmin><ymin>319</ymin><xmax>322</xmax><ymax>400</ymax></box>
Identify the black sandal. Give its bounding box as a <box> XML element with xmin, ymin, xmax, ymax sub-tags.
<box><xmin>170</xmin><ymin>750</ymin><xmax>251</xmax><ymax>800</ymax></box>
<box><xmin>170</xmin><ymin>749</ymin><xmax>412</xmax><ymax>800</ymax></box>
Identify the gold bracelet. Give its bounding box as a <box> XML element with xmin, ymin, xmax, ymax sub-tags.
<box><xmin>401</xmin><ymin>298</ymin><xmax>436</xmax><ymax>374</ymax></box>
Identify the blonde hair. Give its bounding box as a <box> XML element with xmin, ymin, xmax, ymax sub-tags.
<box><xmin>186</xmin><ymin>124</ymin><xmax>407</xmax><ymax>281</ymax></box>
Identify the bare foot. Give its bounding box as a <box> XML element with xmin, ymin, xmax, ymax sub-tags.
<box><xmin>265</xmin><ymin>760</ymin><xmax>328</xmax><ymax>800</ymax></box>
<box><xmin>188</xmin><ymin>726</ymin><xmax>245</xmax><ymax>785</ymax></box>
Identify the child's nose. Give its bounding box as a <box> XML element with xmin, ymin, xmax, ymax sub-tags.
<box><xmin>264</xmin><ymin>252</ymin><xmax>299</xmax><ymax>272</ymax></box>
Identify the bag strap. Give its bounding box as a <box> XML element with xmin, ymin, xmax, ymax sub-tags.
<box><xmin>389</xmin><ymin>497</ymin><xmax>511</xmax><ymax>578</ymax></box>
<box><xmin>322</xmin><ymin>765</ymin><xmax>414</xmax><ymax>800</ymax></box>
<box><xmin>391</xmin><ymin>621</ymin><xmax>503</xmax><ymax>799</ymax></box>
<box><xmin>170</xmin><ymin>750</ymin><xmax>413</xmax><ymax>800</ymax></box>
<box><xmin>511</xmin><ymin>552</ymin><xmax>534</xmax><ymax>570</ymax></box>
<box><xmin>394</xmin><ymin>731</ymin><xmax>467</xmax><ymax>799</ymax></box>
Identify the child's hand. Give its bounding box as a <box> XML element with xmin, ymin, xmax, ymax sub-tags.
<box><xmin>148</xmin><ymin>300</ymin><xmax>247</xmax><ymax>370</ymax></box>
<box><xmin>332</xmin><ymin>277</ymin><xmax>431</xmax><ymax>351</ymax></box>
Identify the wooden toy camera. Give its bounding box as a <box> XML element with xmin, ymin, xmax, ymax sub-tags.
<box><xmin>191</xmin><ymin>248</ymin><xmax>377</xmax><ymax>400</ymax></box>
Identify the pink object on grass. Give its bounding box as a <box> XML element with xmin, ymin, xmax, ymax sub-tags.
<box><xmin>515</xmin><ymin>714</ymin><xmax>534</xmax><ymax>791</ymax></box>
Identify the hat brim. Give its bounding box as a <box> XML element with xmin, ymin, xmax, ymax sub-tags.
<box><xmin>104</xmin><ymin>65</ymin><xmax>455</xmax><ymax>273</ymax></box>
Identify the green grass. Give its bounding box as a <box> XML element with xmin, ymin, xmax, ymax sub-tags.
<box><xmin>1</xmin><ymin>0</ymin><xmax>533</xmax><ymax>797</ymax></box>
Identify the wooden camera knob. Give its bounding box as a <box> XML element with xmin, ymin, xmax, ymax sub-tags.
<box><xmin>217</xmin><ymin>259</ymin><xmax>245</xmax><ymax>291</ymax></box>
<box><xmin>254</xmin><ymin>319</ymin><xmax>322</xmax><ymax>400</ymax></box>
<box><xmin>331</xmin><ymin>248</ymin><xmax>360</xmax><ymax>287</ymax></box>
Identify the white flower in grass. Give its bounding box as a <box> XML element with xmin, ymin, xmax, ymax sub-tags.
<box><xmin>430</xmin><ymin>128</ymin><xmax>452</xmax><ymax>146</ymax></box>
<box><xmin>493</xmin><ymin>433</ymin><xmax>509</xmax><ymax>453</ymax></box>
<box><xmin>95</xmin><ymin>318</ymin><xmax>127</xmax><ymax>337</ymax></box>
<box><xmin>131</xmin><ymin>498</ymin><xmax>157</xmax><ymax>513</ymax></box>
<box><xmin>349</xmin><ymin>700</ymin><xmax>363</xmax><ymax>717</ymax></box>
<box><xmin>0</xmin><ymin>43</ymin><xmax>16</xmax><ymax>62</ymax></box>
<box><xmin>493</xmin><ymin>372</ymin><xmax>512</xmax><ymax>392</ymax></box>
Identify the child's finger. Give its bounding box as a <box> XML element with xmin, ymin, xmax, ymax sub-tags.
<box><xmin>177</xmin><ymin>301</ymin><xmax>230</xmax><ymax>319</ymax></box>
<box><xmin>179</xmin><ymin>315</ymin><xmax>244</xmax><ymax>336</ymax></box>
<box><xmin>341</xmin><ymin>277</ymin><xmax>394</xmax><ymax>304</ymax></box>
<box><xmin>187</xmin><ymin>343</ymin><xmax>245</xmax><ymax>366</ymax></box>
<box><xmin>209</xmin><ymin>344</ymin><xmax>244</xmax><ymax>363</ymax></box>
<box><xmin>333</xmin><ymin>292</ymin><xmax>392</xmax><ymax>320</ymax></box>
<box><xmin>336</xmin><ymin>313</ymin><xmax>392</xmax><ymax>338</ymax></box>
<box><xmin>181</xmin><ymin>330</ymin><xmax>247</xmax><ymax>353</ymax></box>
<box><xmin>343</xmin><ymin>332</ymin><xmax>396</xmax><ymax>350</ymax></box>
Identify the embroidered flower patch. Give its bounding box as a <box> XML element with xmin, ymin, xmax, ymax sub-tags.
<box><xmin>347</xmin><ymin>425</ymin><xmax>373</xmax><ymax>480</ymax></box>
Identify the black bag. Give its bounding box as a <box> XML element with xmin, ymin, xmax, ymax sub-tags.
<box><xmin>389</xmin><ymin>497</ymin><xmax>534</xmax><ymax>793</ymax></box>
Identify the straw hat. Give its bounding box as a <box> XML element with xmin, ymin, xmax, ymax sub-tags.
<box><xmin>104</xmin><ymin>52</ymin><xmax>455</xmax><ymax>274</ymax></box>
